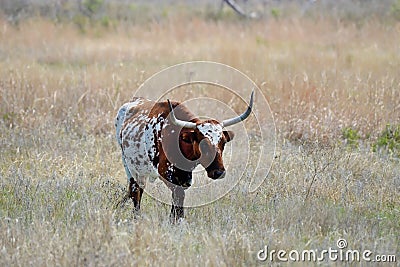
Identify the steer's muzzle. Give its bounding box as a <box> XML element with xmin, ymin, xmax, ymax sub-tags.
<box><xmin>181</xmin><ymin>179</ymin><xmax>192</xmax><ymax>188</ymax></box>
<box><xmin>207</xmin><ymin>169</ymin><xmax>226</xmax><ymax>179</ymax></box>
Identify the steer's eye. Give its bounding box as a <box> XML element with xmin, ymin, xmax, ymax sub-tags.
<box><xmin>181</xmin><ymin>136</ymin><xmax>191</xmax><ymax>143</ymax></box>
<box><xmin>180</xmin><ymin>132</ymin><xmax>194</xmax><ymax>144</ymax></box>
<box><xmin>220</xmin><ymin>137</ymin><xmax>228</xmax><ymax>146</ymax></box>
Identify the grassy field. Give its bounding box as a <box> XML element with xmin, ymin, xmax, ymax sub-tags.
<box><xmin>1</xmin><ymin>3</ymin><xmax>399</xmax><ymax>266</ymax></box>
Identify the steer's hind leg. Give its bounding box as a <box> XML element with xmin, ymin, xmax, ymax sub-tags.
<box><xmin>170</xmin><ymin>185</ymin><xmax>185</xmax><ymax>224</ymax></box>
<box><xmin>128</xmin><ymin>178</ymin><xmax>144</xmax><ymax>213</ymax></box>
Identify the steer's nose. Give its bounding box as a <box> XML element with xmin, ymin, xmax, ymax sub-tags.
<box><xmin>181</xmin><ymin>180</ymin><xmax>192</xmax><ymax>188</ymax></box>
<box><xmin>209</xmin><ymin>169</ymin><xmax>226</xmax><ymax>179</ymax></box>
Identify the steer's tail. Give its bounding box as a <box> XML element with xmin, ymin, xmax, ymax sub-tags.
<box><xmin>115</xmin><ymin>103</ymin><xmax>135</xmax><ymax>185</ymax></box>
<box><xmin>115</xmin><ymin>104</ymin><xmax>129</xmax><ymax>146</ymax></box>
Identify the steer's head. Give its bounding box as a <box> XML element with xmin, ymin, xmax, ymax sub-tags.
<box><xmin>165</xmin><ymin>91</ymin><xmax>254</xmax><ymax>180</ymax></box>
<box><xmin>178</xmin><ymin>119</ymin><xmax>234</xmax><ymax>179</ymax></box>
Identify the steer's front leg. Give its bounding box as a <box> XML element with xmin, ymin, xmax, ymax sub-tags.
<box><xmin>170</xmin><ymin>185</ymin><xmax>185</xmax><ymax>223</ymax></box>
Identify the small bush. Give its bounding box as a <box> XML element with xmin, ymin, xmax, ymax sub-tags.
<box><xmin>342</xmin><ymin>127</ymin><xmax>360</xmax><ymax>148</ymax></box>
<box><xmin>373</xmin><ymin>124</ymin><xmax>400</xmax><ymax>157</ymax></box>
<box><xmin>82</xmin><ymin>0</ymin><xmax>104</xmax><ymax>16</ymax></box>
<box><xmin>392</xmin><ymin>0</ymin><xmax>400</xmax><ymax>20</ymax></box>
<box><xmin>271</xmin><ymin>8</ymin><xmax>281</xmax><ymax>20</ymax></box>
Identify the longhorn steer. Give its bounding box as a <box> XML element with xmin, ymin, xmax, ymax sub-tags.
<box><xmin>115</xmin><ymin>92</ymin><xmax>253</xmax><ymax>222</ymax></box>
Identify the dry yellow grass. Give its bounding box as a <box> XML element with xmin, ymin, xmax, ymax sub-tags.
<box><xmin>0</xmin><ymin>11</ymin><xmax>399</xmax><ymax>266</ymax></box>
<box><xmin>1</xmin><ymin>17</ymin><xmax>399</xmax><ymax>139</ymax></box>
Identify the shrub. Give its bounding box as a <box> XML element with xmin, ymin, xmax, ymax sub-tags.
<box><xmin>392</xmin><ymin>0</ymin><xmax>400</xmax><ymax>20</ymax></box>
<box><xmin>342</xmin><ymin>127</ymin><xmax>360</xmax><ymax>148</ymax></box>
<box><xmin>373</xmin><ymin>124</ymin><xmax>400</xmax><ymax>157</ymax></box>
<box><xmin>82</xmin><ymin>0</ymin><xmax>104</xmax><ymax>16</ymax></box>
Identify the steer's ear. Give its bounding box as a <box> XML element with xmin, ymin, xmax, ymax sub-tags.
<box><xmin>180</xmin><ymin>131</ymin><xmax>196</xmax><ymax>144</ymax></box>
<box><xmin>223</xmin><ymin>130</ymin><xmax>235</xmax><ymax>142</ymax></box>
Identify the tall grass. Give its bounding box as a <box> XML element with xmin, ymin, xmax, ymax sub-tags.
<box><xmin>0</xmin><ymin>10</ymin><xmax>399</xmax><ymax>266</ymax></box>
<box><xmin>1</xmin><ymin>16</ymin><xmax>399</xmax><ymax>139</ymax></box>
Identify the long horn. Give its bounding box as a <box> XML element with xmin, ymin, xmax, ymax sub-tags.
<box><xmin>167</xmin><ymin>99</ymin><xmax>197</xmax><ymax>129</ymax></box>
<box><xmin>222</xmin><ymin>90</ymin><xmax>254</xmax><ymax>127</ymax></box>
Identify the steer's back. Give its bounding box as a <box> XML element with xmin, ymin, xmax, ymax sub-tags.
<box><xmin>115</xmin><ymin>97</ymin><xmax>199</xmax><ymax>186</ymax></box>
<box><xmin>115</xmin><ymin>97</ymin><xmax>163</xmax><ymax>186</ymax></box>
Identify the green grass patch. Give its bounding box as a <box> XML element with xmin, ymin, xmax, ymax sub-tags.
<box><xmin>373</xmin><ymin>124</ymin><xmax>400</xmax><ymax>157</ymax></box>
